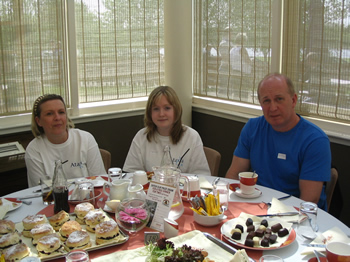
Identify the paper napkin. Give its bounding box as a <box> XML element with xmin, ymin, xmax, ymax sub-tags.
<box><xmin>199</xmin><ymin>176</ymin><xmax>213</xmax><ymax>189</ymax></box>
<box><xmin>301</xmin><ymin>226</ymin><xmax>350</xmax><ymax>255</ymax></box>
<box><xmin>0</xmin><ymin>201</ymin><xmax>10</xmax><ymax>219</ymax></box>
<box><xmin>269</xmin><ymin>197</ymin><xmax>299</xmax><ymax>223</ymax></box>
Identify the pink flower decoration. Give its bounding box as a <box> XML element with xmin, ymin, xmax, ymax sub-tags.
<box><xmin>119</xmin><ymin>208</ymin><xmax>148</xmax><ymax>223</ymax></box>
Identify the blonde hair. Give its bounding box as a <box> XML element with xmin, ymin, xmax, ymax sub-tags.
<box><xmin>144</xmin><ymin>86</ymin><xmax>185</xmax><ymax>144</ymax></box>
<box><xmin>31</xmin><ymin>94</ymin><xmax>74</xmax><ymax>137</ymax></box>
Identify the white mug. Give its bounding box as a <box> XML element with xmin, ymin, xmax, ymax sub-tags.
<box><xmin>132</xmin><ymin>170</ymin><xmax>148</xmax><ymax>186</ymax></box>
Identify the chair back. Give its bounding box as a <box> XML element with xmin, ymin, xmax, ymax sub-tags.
<box><xmin>203</xmin><ymin>146</ymin><xmax>221</xmax><ymax>177</ymax></box>
<box><xmin>326</xmin><ymin>167</ymin><xmax>338</xmax><ymax>210</ymax></box>
<box><xmin>99</xmin><ymin>149</ymin><xmax>111</xmax><ymax>173</ymax></box>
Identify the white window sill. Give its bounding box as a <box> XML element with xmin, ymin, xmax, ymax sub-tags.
<box><xmin>192</xmin><ymin>96</ymin><xmax>350</xmax><ymax>146</ymax></box>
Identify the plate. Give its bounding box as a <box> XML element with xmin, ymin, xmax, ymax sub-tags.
<box><xmin>230</xmin><ymin>183</ymin><xmax>262</xmax><ymax>199</ymax></box>
<box><xmin>76</xmin><ymin>176</ymin><xmax>108</xmax><ymax>187</ymax></box>
<box><xmin>103</xmin><ymin>204</ymin><xmax>115</xmax><ymax>213</ymax></box>
<box><xmin>2</xmin><ymin>198</ymin><xmax>22</xmax><ymax>212</ymax></box>
<box><xmin>221</xmin><ymin>217</ymin><xmax>296</xmax><ymax>251</ymax></box>
<box><xmin>14</xmin><ymin>210</ymin><xmax>128</xmax><ymax>261</ymax></box>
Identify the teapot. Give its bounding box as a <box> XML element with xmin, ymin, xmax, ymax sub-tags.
<box><xmin>152</xmin><ymin>166</ymin><xmax>189</xmax><ymax>220</ymax></box>
<box><xmin>103</xmin><ymin>179</ymin><xmax>131</xmax><ymax>201</ymax></box>
<box><xmin>128</xmin><ymin>184</ymin><xmax>147</xmax><ymax>200</ymax></box>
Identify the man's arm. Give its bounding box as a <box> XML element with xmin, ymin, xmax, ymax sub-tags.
<box><xmin>299</xmin><ymin>179</ymin><xmax>324</xmax><ymax>204</ymax></box>
<box><xmin>225</xmin><ymin>155</ymin><xmax>250</xmax><ymax>180</ymax></box>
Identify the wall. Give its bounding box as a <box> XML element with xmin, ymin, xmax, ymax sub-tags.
<box><xmin>192</xmin><ymin>111</ymin><xmax>350</xmax><ymax>228</ymax></box>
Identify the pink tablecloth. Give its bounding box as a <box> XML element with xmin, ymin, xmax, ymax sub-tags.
<box><xmin>38</xmin><ymin>199</ymin><xmax>268</xmax><ymax>262</ymax></box>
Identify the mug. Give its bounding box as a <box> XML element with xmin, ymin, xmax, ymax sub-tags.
<box><xmin>238</xmin><ymin>172</ymin><xmax>258</xmax><ymax>195</ymax></box>
<box><xmin>132</xmin><ymin>170</ymin><xmax>148</xmax><ymax>186</ymax></box>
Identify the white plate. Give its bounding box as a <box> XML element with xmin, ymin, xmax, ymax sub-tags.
<box><xmin>103</xmin><ymin>204</ymin><xmax>115</xmax><ymax>214</ymax></box>
<box><xmin>76</xmin><ymin>176</ymin><xmax>108</xmax><ymax>187</ymax></box>
<box><xmin>234</xmin><ymin>188</ymin><xmax>262</xmax><ymax>199</ymax></box>
<box><xmin>2</xmin><ymin>198</ymin><xmax>22</xmax><ymax>212</ymax></box>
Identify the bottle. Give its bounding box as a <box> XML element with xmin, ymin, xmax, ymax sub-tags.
<box><xmin>52</xmin><ymin>160</ymin><xmax>70</xmax><ymax>213</ymax></box>
<box><xmin>160</xmin><ymin>145</ymin><xmax>174</xmax><ymax>168</ymax></box>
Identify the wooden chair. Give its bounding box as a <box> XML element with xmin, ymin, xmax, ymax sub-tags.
<box><xmin>326</xmin><ymin>167</ymin><xmax>338</xmax><ymax>210</ymax></box>
<box><xmin>203</xmin><ymin>146</ymin><xmax>221</xmax><ymax>177</ymax></box>
<box><xmin>99</xmin><ymin>149</ymin><xmax>111</xmax><ymax>173</ymax></box>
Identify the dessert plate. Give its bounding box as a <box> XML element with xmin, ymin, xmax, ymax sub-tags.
<box><xmin>2</xmin><ymin>198</ymin><xmax>22</xmax><ymax>212</ymax></box>
<box><xmin>221</xmin><ymin>217</ymin><xmax>295</xmax><ymax>251</ymax></box>
<box><xmin>76</xmin><ymin>176</ymin><xmax>108</xmax><ymax>187</ymax></box>
<box><xmin>229</xmin><ymin>183</ymin><xmax>262</xmax><ymax>199</ymax></box>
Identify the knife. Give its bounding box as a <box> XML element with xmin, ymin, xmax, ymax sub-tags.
<box><xmin>256</xmin><ymin>211</ymin><xmax>299</xmax><ymax>217</ymax></box>
<box><xmin>16</xmin><ymin>194</ymin><xmax>42</xmax><ymax>200</ymax></box>
<box><xmin>203</xmin><ymin>232</ymin><xmax>255</xmax><ymax>262</ymax></box>
<box><xmin>302</xmin><ymin>243</ymin><xmax>326</xmax><ymax>248</ymax></box>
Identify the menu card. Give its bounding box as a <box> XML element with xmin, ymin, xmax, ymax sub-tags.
<box><xmin>146</xmin><ymin>181</ymin><xmax>175</xmax><ymax>232</ymax></box>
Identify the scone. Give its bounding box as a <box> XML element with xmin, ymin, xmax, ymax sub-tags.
<box><xmin>3</xmin><ymin>243</ymin><xmax>30</xmax><ymax>261</ymax></box>
<box><xmin>74</xmin><ymin>203</ymin><xmax>94</xmax><ymax>224</ymax></box>
<box><xmin>31</xmin><ymin>223</ymin><xmax>55</xmax><ymax>245</ymax></box>
<box><xmin>59</xmin><ymin>221</ymin><xmax>82</xmax><ymax>241</ymax></box>
<box><xmin>22</xmin><ymin>214</ymin><xmax>47</xmax><ymax>238</ymax></box>
<box><xmin>0</xmin><ymin>220</ymin><xmax>16</xmax><ymax>235</ymax></box>
<box><xmin>84</xmin><ymin>209</ymin><xmax>105</xmax><ymax>233</ymax></box>
<box><xmin>48</xmin><ymin>210</ymin><xmax>70</xmax><ymax>231</ymax></box>
<box><xmin>0</xmin><ymin>232</ymin><xmax>21</xmax><ymax>254</ymax></box>
<box><xmin>95</xmin><ymin>220</ymin><xmax>120</xmax><ymax>245</ymax></box>
<box><xmin>64</xmin><ymin>230</ymin><xmax>91</xmax><ymax>251</ymax></box>
<box><xmin>36</xmin><ymin>233</ymin><xmax>64</xmax><ymax>257</ymax></box>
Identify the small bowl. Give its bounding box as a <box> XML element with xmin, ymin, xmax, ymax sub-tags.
<box><xmin>193</xmin><ymin>212</ymin><xmax>227</xmax><ymax>226</ymax></box>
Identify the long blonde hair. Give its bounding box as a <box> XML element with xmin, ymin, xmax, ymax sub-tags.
<box><xmin>144</xmin><ymin>86</ymin><xmax>185</xmax><ymax>144</ymax></box>
<box><xmin>31</xmin><ymin>94</ymin><xmax>74</xmax><ymax>137</ymax></box>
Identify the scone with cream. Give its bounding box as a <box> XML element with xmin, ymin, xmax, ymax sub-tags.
<box><xmin>59</xmin><ymin>220</ymin><xmax>82</xmax><ymax>241</ymax></box>
<box><xmin>48</xmin><ymin>210</ymin><xmax>70</xmax><ymax>231</ymax></box>
<box><xmin>36</xmin><ymin>233</ymin><xmax>64</xmax><ymax>257</ymax></box>
<box><xmin>31</xmin><ymin>223</ymin><xmax>55</xmax><ymax>245</ymax></box>
<box><xmin>95</xmin><ymin>220</ymin><xmax>120</xmax><ymax>245</ymax></box>
<box><xmin>64</xmin><ymin>230</ymin><xmax>91</xmax><ymax>251</ymax></box>
<box><xmin>84</xmin><ymin>209</ymin><xmax>105</xmax><ymax>233</ymax></box>
<box><xmin>3</xmin><ymin>243</ymin><xmax>30</xmax><ymax>261</ymax></box>
<box><xmin>22</xmin><ymin>214</ymin><xmax>47</xmax><ymax>238</ymax></box>
<box><xmin>74</xmin><ymin>203</ymin><xmax>94</xmax><ymax>224</ymax></box>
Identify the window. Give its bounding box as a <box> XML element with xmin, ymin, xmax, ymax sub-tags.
<box><xmin>194</xmin><ymin>0</ymin><xmax>350</xmax><ymax>122</ymax></box>
<box><xmin>0</xmin><ymin>0</ymin><xmax>165</xmax><ymax>116</ymax></box>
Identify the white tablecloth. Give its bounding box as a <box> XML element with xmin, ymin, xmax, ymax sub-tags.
<box><xmin>2</xmin><ymin>175</ymin><xmax>350</xmax><ymax>261</ymax></box>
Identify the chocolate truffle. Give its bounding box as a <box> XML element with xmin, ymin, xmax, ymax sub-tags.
<box><xmin>261</xmin><ymin>238</ymin><xmax>270</xmax><ymax>247</ymax></box>
<box><xmin>271</xmin><ymin>223</ymin><xmax>283</xmax><ymax>233</ymax></box>
<box><xmin>246</xmin><ymin>231</ymin><xmax>255</xmax><ymax>240</ymax></box>
<box><xmin>244</xmin><ymin>238</ymin><xmax>254</xmax><ymax>247</ymax></box>
<box><xmin>278</xmin><ymin>228</ymin><xmax>289</xmax><ymax>237</ymax></box>
<box><xmin>265</xmin><ymin>228</ymin><xmax>272</xmax><ymax>234</ymax></box>
<box><xmin>269</xmin><ymin>234</ymin><xmax>277</xmax><ymax>244</ymax></box>
<box><xmin>235</xmin><ymin>224</ymin><xmax>244</xmax><ymax>233</ymax></box>
<box><xmin>247</xmin><ymin>225</ymin><xmax>255</xmax><ymax>232</ymax></box>
<box><xmin>261</xmin><ymin>219</ymin><xmax>268</xmax><ymax>227</ymax></box>
<box><xmin>246</xmin><ymin>218</ymin><xmax>253</xmax><ymax>226</ymax></box>
<box><xmin>231</xmin><ymin>231</ymin><xmax>241</xmax><ymax>240</ymax></box>
<box><xmin>255</xmin><ymin>228</ymin><xmax>265</xmax><ymax>237</ymax></box>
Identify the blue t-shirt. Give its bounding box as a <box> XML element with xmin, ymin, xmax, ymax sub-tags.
<box><xmin>234</xmin><ymin>115</ymin><xmax>331</xmax><ymax>210</ymax></box>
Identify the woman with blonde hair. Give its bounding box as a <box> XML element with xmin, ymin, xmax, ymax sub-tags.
<box><xmin>123</xmin><ymin>86</ymin><xmax>210</xmax><ymax>175</ymax></box>
<box><xmin>25</xmin><ymin>94</ymin><xmax>105</xmax><ymax>187</ymax></box>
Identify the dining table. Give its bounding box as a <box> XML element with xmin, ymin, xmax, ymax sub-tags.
<box><xmin>2</xmin><ymin>174</ymin><xmax>350</xmax><ymax>262</ymax></box>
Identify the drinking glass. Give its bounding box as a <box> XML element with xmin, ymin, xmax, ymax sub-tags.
<box><xmin>297</xmin><ymin>201</ymin><xmax>318</xmax><ymax>240</ymax></box>
<box><xmin>65</xmin><ymin>250</ymin><xmax>89</xmax><ymax>262</ymax></box>
<box><xmin>40</xmin><ymin>178</ymin><xmax>54</xmax><ymax>205</ymax></box>
<box><xmin>115</xmin><ymin>198</ymin><xmax>150</xmax><ymax>236</ymax></box>
<box><xmin>108</xmin><ymin>167</ymin><xmax>122</xmax><ymax>182</ymax></box>
<box><xmin>212</xmin><ymin>180</ymin><xmax>229</xmax><ymax>212</ymax></box>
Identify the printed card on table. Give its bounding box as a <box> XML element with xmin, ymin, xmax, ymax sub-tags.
<box><xmin>146</xmin><ymin>181</ymin><xmax>176</xmax><ymax>232</ymax></box>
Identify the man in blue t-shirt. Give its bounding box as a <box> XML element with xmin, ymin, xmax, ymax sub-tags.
<box><xmin>226</xmin><ymin>73</ymin><xmax>331</xmax><ymax>210</ymax></box>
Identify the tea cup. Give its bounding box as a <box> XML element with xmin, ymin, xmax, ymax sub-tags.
<box><xmin>326</xmin><ymin>241</ymin><xmax>350</xmax><ymax>262</ymax></box>
<box><xmin>239</xmin><ymin>172</ymin><xmax>258</xmax><ymax>195</ymax></box>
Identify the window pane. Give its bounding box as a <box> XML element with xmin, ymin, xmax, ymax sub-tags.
<box><xmin>0</xmin><ymin>0</ymin><xmax>66</xmax><ymax>115</ymax></box>
<box><xmin>75</xmin><ymin>0</ymin><xmax>165</xmax><ymax>104</ymax></box>
<box><xmin>194</xmin><ymin>0</ymin><xmax>272</xmax><ymax>104</ymax></box>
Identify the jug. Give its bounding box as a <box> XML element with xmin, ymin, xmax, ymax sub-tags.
<box><xmin>152</xmin><ymin>166</ymin><xmax>189</xmax><ymax>220</ymax></box>
<box><xmin>103</xmin><ymin>179</ymin><xmax>131</xmax><ymax>201</ymax></box>
<box><xmin>128</xmin><ymin>184</ymin><xmax>147</xmax><ymax>201</ymax></box>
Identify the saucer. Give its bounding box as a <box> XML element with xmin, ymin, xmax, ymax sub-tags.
<box><xmin>230</xmin><ymin>183</ymin><xmax>262</xmax><ymax>199</ymax></box>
